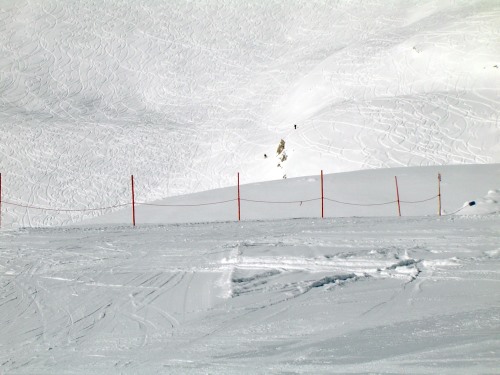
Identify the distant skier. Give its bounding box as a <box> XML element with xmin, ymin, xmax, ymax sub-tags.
<box><xmin>264</xmin><ymin>154</ymin><xmax>267</xmax><ymax>158</ymax></box>
<box><xmin>294</xmin><ymin>124</ymin><xmax>297</xmax><ymax>129</ymax></box>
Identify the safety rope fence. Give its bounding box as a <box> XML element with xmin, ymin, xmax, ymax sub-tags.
<box><xmin>0</xmin><ymin>171</ymin><xmax>470</xmax><ymax>228</ymax></box>
<box><xmin>1</xmin><ymin>200</ymin><xmax>130</xmax><ymax>212</ymax></box>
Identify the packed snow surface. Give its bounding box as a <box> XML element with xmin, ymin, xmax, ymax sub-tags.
<box><xmin>1</xmin><ymin>0</ymin><xmax>499</xmax><ymax>227</ymax></box>
<box><xmin>2</xmin><ymin>164</ymin><xmax>500</xmax><ymax>373</ymax></box>
<box><xmin>1</xmin><ymin>0</ymin><xmax>499</xmax><ymax>372</ymax></box>
<box><xmin>1</xmin><ymin>215</ymin><xmax>499</xmax><ymax>373</ymax></box>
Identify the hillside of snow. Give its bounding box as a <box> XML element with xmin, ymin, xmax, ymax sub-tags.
<box><xmin>2</xmin><ymin>162</ymin><xmax>499</xmax><ymax>373</ymax></box>
<box><xmin>1</xmin><ymin>2</ymin><xmax>499</xmax><ymax>372</ymax></box>
<box><xmin>1</xmin><ymin>0</ymin><xmax>499</xmax><ymax>227</ymax></box>
<box><xmin>88</xmin><ymin>164</ymin><xmax>500</xmax><ymax>226</ymax></box>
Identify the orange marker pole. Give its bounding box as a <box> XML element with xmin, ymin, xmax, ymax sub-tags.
<box><xmin>131</xmin><ymin>175</ymin><xmax>136</xmax><ymax>226</ymax></box>
<box><xmin>395</xmin><ymin>176</ymin><xmax>401</xmax><ymax>217</ymax></box>
<box><xmin>237</xmin><ymin>172</ymin><xmax>241</xmax><ymax>221</ymax></box>
<box><xmin>321</xmin><ymin>170</ymin><xmax>324</xmax><ymax>219</ymax></box>
<box><xmin>438</xmin><ymin>173</ymin><xmax>442</xmax><ymax>216</ymax></box>
<box><xmin>0</xmin><ymin>173</ymin><xmax>2</xmax><ymax>228</ymax></box>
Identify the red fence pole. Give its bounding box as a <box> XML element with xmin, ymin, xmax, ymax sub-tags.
<box><xmin>0</xmin><ymin>173</ymin><xmax>2</xmax><ymax>228</ymax></box>
<box><xmin>321</xmin><ymin>170</ymin><xmax>324</xmax><ymax>219</ymax></box>
<box><xmin>395</xmin><ymin>176</ymin><xmax>401</xmax><ymax>217</ymax></box>
<box><xmin>131</xmin><ymin>175</ymin><xmax>136</xmax><ymax>226</ymax></box>
<box><xmin>237</xmin><ymin>172</ymin><xmax>241</xmax><ymax>221</ymax></box>
<box><xmin>438</xmin><ymin>172</ymin><xmax>442</xmax><ymax>216</ymax></box>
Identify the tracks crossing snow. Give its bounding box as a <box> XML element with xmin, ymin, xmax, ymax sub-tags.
<box><xmin>1</xmin><ymin>215</ymin><xmax>499</xmax><ymax>373</ymax></box>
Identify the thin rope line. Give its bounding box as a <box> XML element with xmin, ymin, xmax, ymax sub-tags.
<box><xmin>136</xmin><ymin>198</ymin><xmax>237</xmax><ymax>207</ymax></box>
<box><xmin>241</xmin><ymin>198</ymin><xmax>321</xmax><ymax>204</ymax></box>
<box><xmin>442</xmin><ymin>205</ymin><xmax>469</xmax><ymax>216</ymax></box>
<box><xmin>400</xmin><ymin>195</ymin><xmax>438</xmax><ymax>204</ymax></box>
<box><xmin>2</xmin><ymin>200</ymin><xmax>130</xmax><ymax>212</ymax></box>
<box><xmin>324</xmin><ymin>197</ymin><xmax>397</xmax><ymax>206</ymax></box>
<box><xmin>0</xmin><ymin>194</ymin><xmax>441</xmax><ymax>212</ymax></box>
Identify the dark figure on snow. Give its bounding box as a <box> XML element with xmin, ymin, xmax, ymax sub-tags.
<box><xmin>264</xmin><ymin>154</ymin><xmax>267</xmax><ymax>158</ymax></box>
<box><xmin>294</xmin><ymin>124</ymin><xmax>297</xmax><ymax>129</ymax></box>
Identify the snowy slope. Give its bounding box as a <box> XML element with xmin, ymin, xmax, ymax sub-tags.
<box><xmin>1</xmin><ymin>163</ymin><xmax>499</xmax><ymax>373</ymax></box>
<box><xmin>1</xmin><ymin>0</ymin><xmax>499</xmax><ymax>227</ymax></box>
<box><xmin>2</xmin><ymin>2</ymin><xmax>500</xmax><ymax>373</ymax></box>
<box><xmin>88</xmin><ymin>164</ymin><xmax>500</xmax><ymax>226</ymax></box>
<box><xmin>1</xmin><ymin>215</ymin><xmax>499</xmax><ymax>373</ymax></box>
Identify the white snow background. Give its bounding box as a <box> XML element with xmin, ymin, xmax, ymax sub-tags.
<box><xmin>0</xmin><ymin>0</ymin><xmax>500</xmax><ymax>374</ymax></box>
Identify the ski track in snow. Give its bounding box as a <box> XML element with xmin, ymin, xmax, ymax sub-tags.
<box><xmin>0</xmin><ymin>215</ymin><xmax>499</xmax><ymax>373</ymax></box>
<box><xmin>0</xmin><ymin>1</ymin><xmax>499</xmax><ymax>227</ymax></box>
<box><xmin>0</xmin><ymin>2</ymin><xmax>499</xmax><ymax>371</ymax></box>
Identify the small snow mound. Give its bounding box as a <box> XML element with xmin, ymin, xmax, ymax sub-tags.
<box><xmin>484</xmin><ymin>249</ymin><xmax>500</xmax><ymax>258</ymax></box>
<box><xmin>458</xmin><ymin>189</ymin><xmax>500</xmax><ymax>215</ymax></box>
